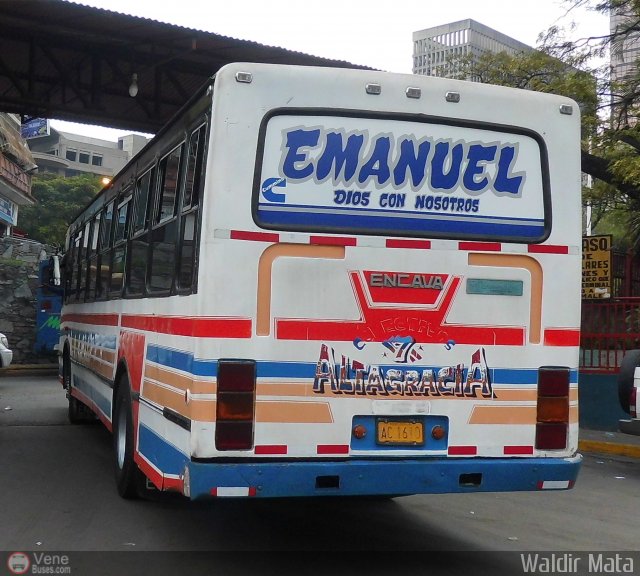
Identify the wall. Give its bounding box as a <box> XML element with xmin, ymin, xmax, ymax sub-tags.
<box><xmin>578</xmin><ymin>372</ymin><xmax>629</xmax><ymax>431</ymax></box>
<box><xmin>0</xmin><ymin>236</ymin><xmax>56</xmax><ymax>364</ymax></box>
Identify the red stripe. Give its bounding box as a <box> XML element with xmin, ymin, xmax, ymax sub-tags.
<box><xmin>504</xmin><ymin>446</ymin><xmax>534</xmax><ymax>455</ymax></box>
<box><xmin>544</xmin><ymin>328</ymin><xmax>580</xmax><ymax>346</ymax></box>
<box><xmin>163</xmin><ymin>477</ymin><xmax>183</xmax><ymax>492</ymax></box>
<box><xmin>317</xmin><ymin>444</ymin><xmax>349</xmax><ymax>455</ymax></box>
<box><xmin>310</xmin><ymin>236</ymin><xmax>357</xmax><ymax>246</ymax></box>
<box><xmin>386</xmin><ymin>239</ymin><xmax>432</xmax><ymax>250</ymax></box>
<box><xmin>121</xmin><ymin>315</ymin><xmax>252</xmax><ymax>338</ymax></box>
<box><xmin>70</xmin><ymin>387</ymin><xmax>112</xmax><ymax>432</ymax></box>
<box><xmin>458</xmin><ymin>242</ymin><xmax>502</xmax><ymax>252</ymax></box>
<box><xmin>528</xmin><ymin>244</ymin><xmax>569</xmax><ymax>254</ymax></box>
<box><xmin>255</xmin><ymin>445</ymin><xmax>288</xmax><ymax>455</ymax></box>
<box><xmin>230</xmin><ymin>230</ymin><xmax>280</xmax><ymax>243</ymax></box>
<box><xmin>135</xmin><ymin>456</ymin><xmax>163</xmax><ymax>490</ymax></box>
<box><xmin>448</xmin><ymin>446</ymin><xmax>477</xmax><ymax>456</ymax></box>
<box><xmin>61</xmin><ymin>313</ymin><xmax>119</xmax><ymax>326</ymax></box>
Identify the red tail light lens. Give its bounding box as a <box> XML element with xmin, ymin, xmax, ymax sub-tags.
<box><xmin>215</xmin><ymin>360</ymin><xmax>256</xmax><ymax>451</ymax></box>
<box><xmin>536</xmin><ymin>367</ymin><xmax>570</xmax><ymax>450</ymax></box>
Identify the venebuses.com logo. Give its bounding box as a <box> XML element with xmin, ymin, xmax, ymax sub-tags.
<box><xmin>7</xmin><ymin>552</ymin><xmax>71</xmax><ymax>575</ymax></box>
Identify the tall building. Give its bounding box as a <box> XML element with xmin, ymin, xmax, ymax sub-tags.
<box><xmin>413</xmin><ymin>19</ymin><xmax>532</xmax><ymax>80</ymax></box>
<box><xmin>26</xmin><ymin>125</ymin><xmax>151</xmax><ymax>180</ymax></box>
<box><xmin>0</xmin><ymin>113</ymin><xmax>35</xmax><ymax>237</ymax></box>
<box><xmin>610</xmin><ymin>7</ymin><xmax>640</xmax><ymax>127</ymax></box>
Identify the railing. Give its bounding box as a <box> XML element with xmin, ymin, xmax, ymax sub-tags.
<box><xmin>580</xmin><ymin>297</ymin><xmax>640</xmax><ymax>373</ymax></box>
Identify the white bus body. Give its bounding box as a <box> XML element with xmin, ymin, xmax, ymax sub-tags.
<box><xmin>60</xmin><ymin>63</ymin><xmax>582</xmax><ymax>499</ymax></box>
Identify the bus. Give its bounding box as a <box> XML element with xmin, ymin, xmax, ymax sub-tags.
<box><xmin>36</xmin><ymin>257</ymin><xmax>63</xmax><ymax>357</ymax></box>
<box><xmin>58</xmin><ymin>62</ymin><xmax>583</xmax><ymax>500</ymax></box>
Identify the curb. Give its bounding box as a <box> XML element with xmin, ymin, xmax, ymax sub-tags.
<box><xmin>0</xmin><ymin>364</ymin><xmax>58</xmax><ymax>377</ymax></box>
<box><xmin>578</xmin><ymin>440</ymin><xmax>640</xmax><ymax>459</ymax></box>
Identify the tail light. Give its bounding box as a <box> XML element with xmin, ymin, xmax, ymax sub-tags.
<box><xmin>535</xmin><ymin>367</ymin><xmax>570</xmax><ymax>450</ymax></box>
<box><xmin>631</xmin><ymin>387</ymin><xmax>637</xmax><ymax>419</ymax></box>
<box><xmin>215</xmin><ymin>360</ymin><xmax>256</xmax><ymax>451</ymax></box>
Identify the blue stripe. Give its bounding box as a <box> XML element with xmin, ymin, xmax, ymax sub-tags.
<box><xmin>257</xmin><ymin>205</ymin><xmax>545</xmax><ymax>241</ymax></box>
<box><xmin>146</xmin><ymin>345</ymin><xmax>578</xmax><ymax>385</ymax></box>
<box><xmin>259</xmin><ymin>202</ymin><xmax>544</xmax><ymax>224</ymax></box>
<box><xmin>138</xmin><ymin>424</ymin><xmax>188</xmax><ymax>475</ymax></box>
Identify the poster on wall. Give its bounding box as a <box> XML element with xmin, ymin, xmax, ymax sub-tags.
<box><xmin>582</xmin><ymin>234</ymin><xmax>612</xmax><ymax>299</ymax></box>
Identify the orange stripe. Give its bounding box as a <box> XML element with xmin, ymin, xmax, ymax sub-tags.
<box><xmin>256</xmin><ymin>244</ymin><xmax>346</xmax><ymax>336</ymax></box>
<box><xmin>255</xmin><ymin>401</ymin><xmax>333</xmax><ymax>423</ymax></box>
<box><xmin>468</xmin><ymin>253</ymin><xmax>543</xmax><ymax>344</ymax></box>
<box><xmin>257</xmin><ymin>382</ymin><xmax>311</xmax><ymax>397</ymax></box>
<box><xmin>469</xmin><ymin>405</ymin><xmax>537</xmax><ymax>425</ymax></box>
<box><xmin>469</xmin><ymin>404</ymin><xmax>579</xmax><ymax>425</ymax></box>
<box><xmin>145</xmin><ymin>363</ymin><xmax>216</xmax><ymax>394</ymax></box>
<box><xmin>142</xmin><ymin>380</ymin><xmax>216</xmax><ymax>421</ymax></box>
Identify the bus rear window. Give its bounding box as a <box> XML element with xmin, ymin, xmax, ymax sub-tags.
<box><xmin>253</xmin><ymin>112</ymin><xmax>549</xmax><ymax>243</ymax></box>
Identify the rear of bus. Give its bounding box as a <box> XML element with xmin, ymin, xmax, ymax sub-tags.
<box><xmin>168</xmin><ymin>63</ymin><xmax>582</xmax><ymax>499</ymax></box>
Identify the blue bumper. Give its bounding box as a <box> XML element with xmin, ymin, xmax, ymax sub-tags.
<box><xmin>186</xmin><ymin>454</ymin><xmax>582</xmax><ymax>500</ymax></box>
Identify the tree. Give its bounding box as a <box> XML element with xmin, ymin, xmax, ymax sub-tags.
<box><xmin>448</xmin><ymin>0</ymin><xmax>640</xmax><ymax>246</ymax></box>
<box><xmin>18</xmin><ymin>173</ymin><xmax>102</xmax><ymax>247</ymax></box>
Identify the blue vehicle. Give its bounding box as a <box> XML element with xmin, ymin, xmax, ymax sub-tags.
<box><xmin>35</xmin><ymin>257</ymin><xmax>62</xmax><ymax>357</ymax></box>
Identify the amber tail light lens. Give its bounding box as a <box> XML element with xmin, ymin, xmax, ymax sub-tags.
<box><xmin>215</xmin><ymin>360</ymin><xmax>256</xmax><ymax>451</ymax></box>
<box><xmin>535</xmin><ymin>367</ymin><xmax>570</xmax><ymax>450</ymax></box>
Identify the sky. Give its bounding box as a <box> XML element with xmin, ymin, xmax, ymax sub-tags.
<box><xmin>50</xmin><ymin>0</ymin><xmax>610</xmax><ymax>140</ymax></box>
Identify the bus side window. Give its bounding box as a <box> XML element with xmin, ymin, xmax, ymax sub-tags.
<box><xmin>126</xmin><ymin>167</ymin><xmax>155</xmax><ymax>297</ymax></box>
<box><xmin>65</xmin><ymin>229</ymin><xmax>80</xmax><ymax>302</ymax></box>
<box><xmin>149</xmin><ymin>143</ymin><xmax>184</xmax><ymax>294</ymax></box>
<box><xmin>177</xmin><ymin>122</ymin><xmax>206</xmax><ymax>293</ymax></box>
<box><xmin>110</xmin><ymin>192</ymin><xmax>132</xmax><ymax>298</ymax></box>
<box><xmin>72</xmin><ymin>227</ymin><xmax>85</xmax><ymax>302</ymax></box>
<box><xmin>96</xmin><ymin>201</ymin><xmax>114</xmax><ymax>301</ymax></box>
<box><xmin>86</xmin><ymin>212</ymin><xmax>101</xmax><ymax>302</ymax></box>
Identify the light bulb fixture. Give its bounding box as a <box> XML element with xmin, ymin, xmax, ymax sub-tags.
<box><xmin>128</xmin><ymin>73</ymin><xmax>139</xmax><ymax>98</ymax></box>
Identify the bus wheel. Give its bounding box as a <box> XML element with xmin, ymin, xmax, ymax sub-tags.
<box><xmin>113</xmin><ymin>377</ymin><xmax>145</xmax><ymax>499</ymax></box>
<box><xmin>618</xmin><ymin>349</ymin><xmax>640</xmax><ymax>414</ymax></box>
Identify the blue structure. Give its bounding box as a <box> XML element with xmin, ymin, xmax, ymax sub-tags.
<box><xmin>35</xmin><ymin>258</ymin><xmax>62</xmax><ymax>357</ymax></box>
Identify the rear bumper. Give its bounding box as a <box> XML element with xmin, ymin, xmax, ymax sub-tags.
<box><xmin>184</xmin><ymin>454</ymin><xmax>583</xmax><ymax>500</ymax></box>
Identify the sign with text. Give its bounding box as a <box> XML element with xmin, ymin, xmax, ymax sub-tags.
<box><xmin>582</xmin><ymin>235</ymin><xmax>612</xmax><ymax>299</ymax></box>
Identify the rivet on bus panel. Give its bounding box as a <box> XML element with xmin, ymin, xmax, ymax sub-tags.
<box><xmin>235</xmin><ymin>71</ymin><xmax>253</xmax><ymax>84</ymax></box>
<box><xmin>365</xmin><ymin>83</ymin><xmax>382</xmax><ymax>95</ymax></box>
<box><xmin>445</xmin><ymin>91</ymin><xmax>461</xmax><ymax>103</ymax></box>
<box><xmin>406</xmin><ymin>87</ymin><xmax>422</xmax><ymax>99</ymax></box>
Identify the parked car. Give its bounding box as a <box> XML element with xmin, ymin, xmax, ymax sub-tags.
<box><xmin>0</xmin><ymin>332</ymin><xmax>12</xmax><ymax>368</ymax></box>
<box><xmin>617</xmin><ymin>350</ymin><xmax>640</xmax><ymax>435</ymax></box>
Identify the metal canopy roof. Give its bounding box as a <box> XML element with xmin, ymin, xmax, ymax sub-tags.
<box><xmin>0</xmin><ymin>0</ymin><xmax>371</xmax><ymax>134</ymax></box>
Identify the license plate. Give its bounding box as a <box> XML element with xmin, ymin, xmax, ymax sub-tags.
<box><xmin>376</xmin><ymin>420</ymin><xmax>424</xmax><ymax>445</ymax></box>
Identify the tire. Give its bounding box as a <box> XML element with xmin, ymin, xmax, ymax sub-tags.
<box><xmin>618</xmin><ymin>349</ymin><xmax>640</xmax><ymax>415</ymax></box>
<box><xmin>112</xmin><ymin>377</ymin><xmax>145</xmax><ymax>499</ymax></box>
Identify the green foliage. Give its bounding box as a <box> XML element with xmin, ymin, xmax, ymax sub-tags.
<box><xmin>19</xmin><ymin>173</ymin><xmax>102</xmax><ymax>247</ymax></box>
<box><xmin>445</xmin><ymin>1</ymin><xmax>640</xmax><ymax>247</ymax></box>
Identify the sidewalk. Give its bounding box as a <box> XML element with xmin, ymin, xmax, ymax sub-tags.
<box><xmin>578</xmin><ymin>426</ymin><xmax>640</xmax><ymax>460</ymax></box>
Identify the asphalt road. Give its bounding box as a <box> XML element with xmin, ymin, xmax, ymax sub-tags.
<box><xmin>1</xmin><ymin>375</ymin><xmax>639</xmax><ymax>575</ymax></box>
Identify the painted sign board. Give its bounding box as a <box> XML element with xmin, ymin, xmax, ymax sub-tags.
<box><xmin>582</xmin><ymin>234</ymin><xmax>612</xmax><ymax>299</ymax></box>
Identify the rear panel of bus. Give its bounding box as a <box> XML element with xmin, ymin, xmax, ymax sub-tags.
<box><xmin>139</xmin><ymin>63</ymin><xmax>582</xmax><ymax>498</ymax></box>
